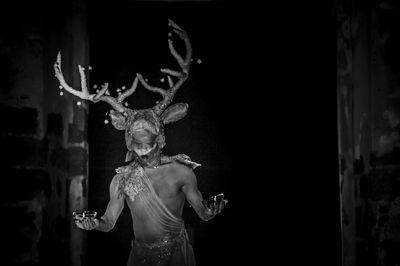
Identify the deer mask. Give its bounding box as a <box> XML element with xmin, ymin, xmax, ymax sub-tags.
<box><xmin>54</xmin><ymin>19</ymin><xmax>192</xmax><ymax>162</ymax></box>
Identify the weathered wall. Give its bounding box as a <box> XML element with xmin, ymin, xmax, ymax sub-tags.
<box><xmin>0</xmin><ymin>1</ymin><xmax>89</xmax><ymax>265</ymax></box>
<box><xmin>337</xmin><ymin>0</ymin><xmax>400</xmax><ymax>265</ymax></box>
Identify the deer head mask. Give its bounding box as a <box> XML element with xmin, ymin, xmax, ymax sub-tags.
<box><xmin>54</xmin><ymin>19</ymin><xmax>192</xmax><ymax>162</ymax></box>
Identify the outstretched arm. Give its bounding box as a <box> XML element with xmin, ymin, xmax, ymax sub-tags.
<box><xmin>181</xmin><ymin>168</ymin><xmax>226</xmax><ymax>221</ymax></box>
<box><xmin>75</xmin><ymin>175</ymin><xmax>125</xmax><ymax>231</ymax></box>
<box><xmin>96</xmin><ymin>175</ymin><xmax>125</xmax><ymax>232</ymax></box>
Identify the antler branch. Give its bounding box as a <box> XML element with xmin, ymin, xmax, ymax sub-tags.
<box><xmin>139</xmin><ymin>19</ymin><xmax>192</xmax><ymax>115</ymax></box>
<box><xmin>137</xmin><ymin>73</ymin><xmax>168</xmax><ymax>97</ymax></box>
<box><xmin>117</xmin><ymin>76</ymin><xmax>139</xmax><ymax>103</ymax></box>
<box><xmin>55</xmin><ymin>19</ymin><xmax>193</xmax><ymax>116</ymax></box>
<box><xmin>54</xmin><ymin>51</ymin><xmax>129</xmax><ymax>113</ymax></box>
<box><xmin>167</xmin><ymin>19</ymin><xmax>192</xmax><ymax>71</ymax></box>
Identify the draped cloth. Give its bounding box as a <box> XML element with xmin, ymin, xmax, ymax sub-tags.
<box><xmin>116</xmin><ymin>160</ymin><xmax>196</xmax><ymax>266</ymax></box>
<box><xmin>126</xmin><ymin>228</ymin><xmax>195</xmax><ymax>266</ymax></box>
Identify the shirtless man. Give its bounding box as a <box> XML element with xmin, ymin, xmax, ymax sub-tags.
<box><xmin>55</xmin><ymin>19</ymin><xmax>227</xmax><ymax>265</ymax></box>
<box><xmin>75</xmin><ymin>112</ymin><xmax>227</xmax><ymax>265</ymax></box>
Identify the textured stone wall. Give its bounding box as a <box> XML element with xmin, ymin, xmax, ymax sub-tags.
<box><xmin>337</xmin><ymin>1</ymin><xmax>400</xmax><ymax>265</ymax></box>
<box><xmin>0</xmin><ymin>1</ymin><xmax>89</xmax><ymax>265</ymax></box>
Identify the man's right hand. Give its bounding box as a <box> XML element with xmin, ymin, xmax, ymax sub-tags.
<box><xmin>75</xmin><ymin>217</ymin><xmax>99</xmax><ymax>230</ymax></box>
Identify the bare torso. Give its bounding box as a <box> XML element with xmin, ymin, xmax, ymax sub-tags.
<box><xmin>126</xmin><ymin>162</ymin><xmax>186</xmax><ymax>242</ymax></box>
<box><xmin>83</xmin><ymin>157</ymin><xmax>217</xmax><ymax>239</ymax></box>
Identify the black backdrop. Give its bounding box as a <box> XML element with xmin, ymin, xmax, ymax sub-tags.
<box><xmin>86</xmin><ymin>1</ymin><xmax>340</xmax><ymax>266</ymax></box>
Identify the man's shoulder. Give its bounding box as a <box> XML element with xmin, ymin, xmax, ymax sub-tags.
<box><xmin>165</xmin><ymin>161</ymin><xmax>193</xmax><ymax>175</ymax></box>
<box><xmin>166</xmin><ymin>162</ymin><xmax>196</xmax><ymax>186</ymax></box>
<box><xmin>161</xmin><ymin>154</ymin><xmax>201</xmax><ymax>169</ymax></box>
<box><xmin>110</xmin><ymin>173</ymin><xmax>124</xmax><ymax>188</ymax></box>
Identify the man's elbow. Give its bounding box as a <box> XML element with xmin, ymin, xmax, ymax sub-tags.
<box><xmin>200</xmin><ymin>213</ymin><xmax>215</xmax><ymax>222</ymax></box>
<box><xmin>95</xmin><ymin>218</ymin><xmax>115</xmax><ymax>232</ymax></box>
<box><xmin>99</xmin><ymin>225</ymin><xmax>113</xmax><ymax>232</ymax></box>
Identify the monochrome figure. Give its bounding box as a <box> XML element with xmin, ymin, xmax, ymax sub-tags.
<box><xmin>54</xmin><ymin>19</ymin><xmax>227</xmax><ymax>266</ymax></box>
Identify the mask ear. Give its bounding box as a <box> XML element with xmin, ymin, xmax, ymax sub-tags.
<box><xmin>109</xmin><ymin>110</ymin><xmax>127</xmax><ymax>130</ymax></box>
<box><xmin>160</xmin><ymin>103</ymin><xmax>188</xmax><ymax>124</ymax></box>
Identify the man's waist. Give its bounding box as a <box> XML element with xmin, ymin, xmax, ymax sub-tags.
<box><xmin>133</xmin><ymin>228</ymin><xmax>187</xmax><ymax>250</ymax></box>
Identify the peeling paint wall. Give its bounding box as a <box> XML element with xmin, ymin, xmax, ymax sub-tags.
<box><xmin>337</xmin><ymin>0</ymin><xmax>356</xmax><ymax>265</ymax></box>
<box><xmin>0</xmin><ymin>0</ymin><xmax>89</xmax><ymax>265</ymax></box>
<box><xmin>337</xmin><ymin>0</ymin><xmax>400</xmax><ymax>265</ymax></box>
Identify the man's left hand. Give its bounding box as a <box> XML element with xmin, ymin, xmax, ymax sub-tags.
<box><xmin>206</xmin><ymin>200</ymin><xmax>228</xmax><ymax>215</ymax></box>
<box><xmin>204</xmin><ymin>194</ymin><xmax>228</xmax><ymax>216</ymax></box>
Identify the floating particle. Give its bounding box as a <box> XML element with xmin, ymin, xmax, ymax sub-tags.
<box><xmin>96</xmin><ymin>89</ymin><xmax>99</xmax><ymax>93</ymax></box>
<box><xmin>168</xmin><ymin>32</ymin><xmax>172</xmax><ymax>37</ymax></box>
<box><xmin>104</xmin><ymin>119</ymin><xmax>109</xmax><ymax>124</ymax></box>
<box><xmin>59</xmin><ymin>85</ymin><xmax>63</xmax><ymax>89</ymax></box>
<box><xmin>122</xmin><ymin>86</ymin><xmax>126</xmax><ymax>90</ymax></box>
<box><xmin>88</xmin><ymin>66</ymin><xmax>92</xmax><ymax>70</ymax></box>
<box><xmin>59</xmin><ymin>91</ymin><xmax>64</xmax><ymax>96</ymax></box>
<box><xmin>197</xmin><ymin>59</ymin><xmax>202</xmax><ymax>64</ymax></box>
<box><xmin>93</xmin><ymin>84</ymin><xmax>98</xmax><ymax>89</ymax></box>
<box><xmin>124</xmin><ymin>102</ymin><xmax>129</xmax><ymax>106</ymax></box>
<box><xmin>160</xmin><ymin>78</ymin><xmax>165</xmax><ymax>82</ymax></box>
<box><xmin>77</xmin><ymin>101</ymin><xmax>81</xmax><ymax>106</ymax></box>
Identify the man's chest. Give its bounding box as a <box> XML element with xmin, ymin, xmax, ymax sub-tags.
<box><xmin>119</xmin><ymin>165</ymin><xmax>182</xmax><ymax>203</ymax></box>
<box><xmin>125</xmin><ymin>167</ymin><xmax>184</xmax><ymax>219</ymax></box>
<box><xmin>144</xmin><ymin>167</ymin><xmax>182</xmax><ymax>201</ymax></box>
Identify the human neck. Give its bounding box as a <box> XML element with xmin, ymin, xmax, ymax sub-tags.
<box><xmin>139</xmin><ymin>148</ymin><xmax>161</xmax><ymax>168</ymax></box>
<box><xmin>143</xmin><ymin>154</ymin><xmax>161</xmax><ymax>168</ymax></box>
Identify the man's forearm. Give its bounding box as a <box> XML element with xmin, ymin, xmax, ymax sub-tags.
<box><xmin>200</xmin><ymin>212</ymin><xmax>215</xmax><ymax>221</ymax></box>
<box><xmin>198</xmin><ymin>204</ymin><xmax>216</xmax><ymax>221</ymax></box>
<box><xmin>95</xmin><ymin>217</ymin><xmax>114</xmax><ymax>232</ymax></box>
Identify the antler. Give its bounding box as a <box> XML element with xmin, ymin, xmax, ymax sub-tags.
<box><xmin>54</xmin><ymin>51</ymin><xmax>139</xmax><ymax>113</ymax></box>
<box><xmin>138</xmin><ymin>19</ymin><xmax>192</xmax><ymax>115</ymax></box>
